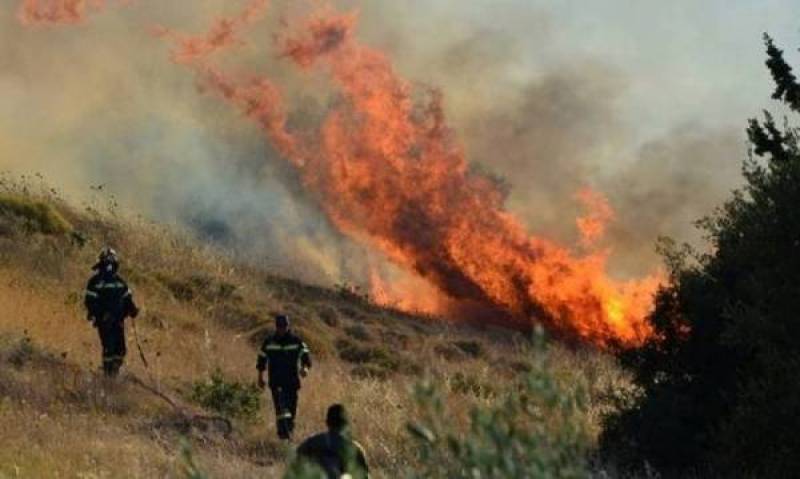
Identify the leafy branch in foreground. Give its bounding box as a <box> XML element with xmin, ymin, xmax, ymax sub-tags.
<box><xmin>407</xmin><ymin>336</ymin><xmax>592</xmax><ymax>479</ymax></box>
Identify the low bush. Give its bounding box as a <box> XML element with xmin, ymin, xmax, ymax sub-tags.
<box><xmin>0</xmin><ymin>194</ymin><xmax>71</xmax><ymax>235</ymax></box>
<box><xmin>158</xmin><ymin>274</ymin><xmax>239</xmax><ymax>303</ymax></box>
<box><xmin>343</xmin><ymin>324</ymin><xmax>371</xmax><ymax>341</ymax></box>
<box><xmin>0</xmin><ymin>334</ymin><xmax>58</xmax><ymax>370</ymax></box>
<box><xmin>449</xmin><ymin>372</ymin><xmax>496</xmax><ymax>399</ymax></box>
<box><xmin>336</xmin><ymin>339</ymin><xmax>400</xmax><ymax>371</ymax></box>
<box><xmin>316</xmin><ymin>305</ymin><xmax>340</xmax><ymax>327</ymax></box>
<box><xmin>190</xmin><ymin>370</ymin><xmax>260</xmax><ymax>420</ymax></box>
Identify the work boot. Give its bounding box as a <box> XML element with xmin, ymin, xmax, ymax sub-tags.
<box><xmin>277</xmin><ymin>418</ymin><xmax>293</xmax><ymax>441</ymax></box>
<box><xmin>103</xmin><ymin>359</ymin><xmax>122</xmax><ymax>378</ymax></box>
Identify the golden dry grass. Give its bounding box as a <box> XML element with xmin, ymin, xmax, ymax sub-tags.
<box><xmin>0</xmin><ymin>187</ymin><xmax>630</xmax><ymax>478</ymax></box>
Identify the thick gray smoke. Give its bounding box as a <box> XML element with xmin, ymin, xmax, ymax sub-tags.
<box><xmin>0</xmin><ymin>0</ymin><xmax>749</xmax><ymax>286</ymax></box>
<box><xmin>605</xmin><ymin>126</ymin><xmax>745</xmax><ymax>275</ymax></box>
<box><xmin>0</xmin><ymin>2</ymin><xmax>366</xmax><ymax>284</ymax></box>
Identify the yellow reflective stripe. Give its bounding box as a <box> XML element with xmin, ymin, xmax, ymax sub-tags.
<box><xmin>353</xmin><ymin>440</ymin><xmax>366</xmax><ymax>454</ymax></box>
<box><xmin>277</xmin><ymin>412</ymin><xmax>293</xmax><ymax>419</ymax></box>
<box><xmin>122</xmin><ymin>290</ymin><xmax>132</xmax><ymax>298</ymax></box>
<box><xmin>258</xmin><ymin>351</ymin><xmax>268</xmax><ymax>358</ymax></box>
<box><xmin>85</xmin><ymin>290</ymin><xmax>99</xmax><ymax>298</ymax></box>
<box><xmin>264</xmin><ymin>343</ymin><xmax>302</xmax><ymax>351</ymax></box>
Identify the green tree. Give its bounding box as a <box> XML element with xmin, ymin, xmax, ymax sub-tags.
<box><xmin>602</xmin><ymin>34</ymin><xmax>800</xmax><ymax>477</ymax></box>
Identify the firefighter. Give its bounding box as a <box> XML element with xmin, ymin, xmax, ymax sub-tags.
<box><xmin>257</xmin><ymin>314</ymin><xmax>312</xmax><ymax>440</ymax></box>
<box><xmin>292</xmin><ymin>404</ymin><xmax>370</xmax><ymax>479</ymax></box>
<box><xmin>84</xmin><ymin>247</ymin><xmax>139</xmax><ymax>377</ymax></box>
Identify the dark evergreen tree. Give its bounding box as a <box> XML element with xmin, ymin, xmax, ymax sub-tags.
<box><xmin>602</xmin><ymin>35</ymin><xmax>800</xmax><ymax>477</ymax></box>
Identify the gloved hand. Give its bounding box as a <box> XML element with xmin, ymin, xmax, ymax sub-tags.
<box><xmin>300</xmin><ymin>367</ymin><xmax>309</xmax><ymax>378</ymax></box>
<box><xmin>129</xmin><ymin>304</ymin><xmax>140</xmax><ymax>319</ymax></box>
<box><xmin>86</xmin><ymin>313</ymin><xmax>97</xmax><ymax>327</ymax></box>
<box><xmin>257</xmin><ymin>375</ymin><xmax>266</xmax><ymax>389</ymax></box>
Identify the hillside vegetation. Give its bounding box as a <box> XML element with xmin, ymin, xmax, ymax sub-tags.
<box><xmin>0</xmin><ymin>177</ymin><xmax>626</xmax><ymax>478</ymax></box>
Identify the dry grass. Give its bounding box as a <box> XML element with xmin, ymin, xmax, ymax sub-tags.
<box><xmin>0</xmin><ymin>184</ymin><xmax>629</xmax><ymax>478</ymax></box>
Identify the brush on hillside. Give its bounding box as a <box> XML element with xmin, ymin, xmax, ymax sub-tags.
<box><xmin>127</xmin><ymin>316</ymin><xmax>233</xmax><ymax>437</ymax></box>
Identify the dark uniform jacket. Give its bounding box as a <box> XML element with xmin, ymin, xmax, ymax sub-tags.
<box><xmin>256</xmin><ymin>331</ymin><xmax>311</xmax><ymax>390</ymax></box>
<box><xmin>84</xmin><ymin>272</ymin><xmax>138</xmax><ymax>322</ymax></box>
<box><xmin>296</xmin><ymin>431</ymin><xmax>369</xmax><ymax>479</ymax></box>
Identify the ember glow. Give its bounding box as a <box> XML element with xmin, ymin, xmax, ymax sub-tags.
<box><xmin>162</xmin><ymin>6</ymin><xmax>662</xmax><ymax>347</ymax></box>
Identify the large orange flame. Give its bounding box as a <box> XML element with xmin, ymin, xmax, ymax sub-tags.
<box><xmin>158</xmin><ymin>5</ymin><xmax>662</xmax><ymax>347</ymax></box>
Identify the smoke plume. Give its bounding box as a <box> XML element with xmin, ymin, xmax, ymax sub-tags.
<box><xmin>1</xmin><ymin>1</ymin><xmax>748</xmax><ymax>345</ymax></box>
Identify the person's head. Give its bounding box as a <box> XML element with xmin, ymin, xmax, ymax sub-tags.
<box><xmin>326</xmin><ymin>404</ymin><xmax>349</xmax><ymax>433</ymax></box>
<box><xmin>275</xmin><ymin>314</ymin><xmax>290</xmax><ymax>336</ymax></box>
<box><xmin>94</xmin><ymin>247</ymin><xmax>119</xmax><ymax>275</ymax></box>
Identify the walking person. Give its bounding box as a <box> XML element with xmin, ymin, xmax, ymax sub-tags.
<box><xmin>257</xmin><ymin>314</ymin><xmax>312</xmax><ymax>440</ymax></box>
<box><xmin>84</xmin><ymin>247</ymin><xmax>139</xmax><ymax>377</ymax></box>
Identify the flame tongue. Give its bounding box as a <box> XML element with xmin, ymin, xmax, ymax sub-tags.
<box><xmin>17</xmin><ymin>0</ymin><xmax>106</xmax><ymax>26</ymax></box>
<box><xmin>153</xmin><ymin>0</ymin><xmax>269</xmax><ymax>65</ymax></box>
<box><xmin>165</xmin><ymin>6</ymin><xmax>662</xmax><ymax>347</ymax></box>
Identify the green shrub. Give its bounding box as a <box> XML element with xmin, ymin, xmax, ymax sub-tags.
<box><xmin>0</xmin><ymin>194</ymin><xmax>71</xmax><ymax>235</ymax></box>
<box><xmin>190</xmin><ymin>370</ymin><xmax>260</xmax><ymax>420</ymax></box>
<box><xmin>336</xmin><ymin>339</ymin><xmax>400</xmax><ymax>371</ymax></box>
<box><xmin>407</xmin><ymin>342</ymin><xmax>591</xmax><ymax>478</ymax></box>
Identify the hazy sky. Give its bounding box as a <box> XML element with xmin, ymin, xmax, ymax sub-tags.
<box><xmin>533</xmin><ymin>0</ymin><xmax>799</xmax><ymax>137</ymax></box>
<box><xmin>360</xmin><ymin>0</ymin><xmax>800</xmax><ymax>142</ymax></box>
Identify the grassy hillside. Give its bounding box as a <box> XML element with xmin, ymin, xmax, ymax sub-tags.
<box><xmin>0</xmin><ymin>178</ymin><xmax>629</xmax><ymax>478</ymax></box>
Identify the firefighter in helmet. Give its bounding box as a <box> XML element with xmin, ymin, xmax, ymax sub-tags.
<box><xmin>84</xmin><ymin>247</ymin><xmax>139</xmax><ymax>377</ymax></box>
<box><xmin>257</xmin><ymin>314</ymin><xmax>312</xmax><ymax>440</ymax></box>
